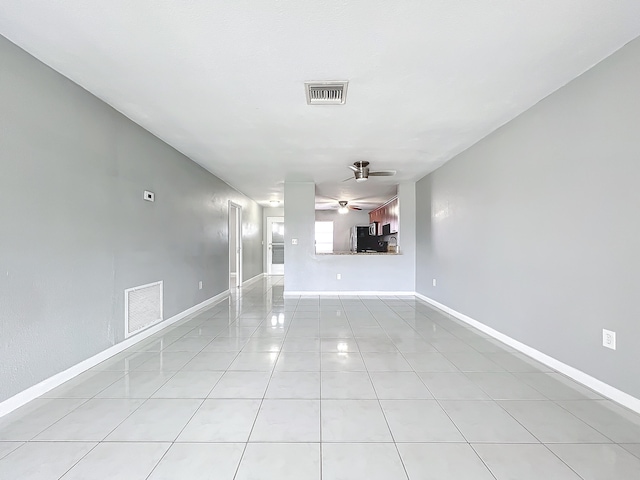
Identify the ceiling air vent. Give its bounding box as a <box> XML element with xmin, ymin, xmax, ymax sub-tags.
<box><xmin>305</xmin><ymin>81</ymin><xmax>348</xmax><ymax>105</ymax></box>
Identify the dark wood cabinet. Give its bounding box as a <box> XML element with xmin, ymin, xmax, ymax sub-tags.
<box><xmin>369</xmin><ymin>196</ymin><xmax>398</xmax><ymax>235</ymax></box>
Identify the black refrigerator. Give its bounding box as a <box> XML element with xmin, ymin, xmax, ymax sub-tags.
<box><xmin>350</xmin><ymin>225</ymin><xmax>377</xmax><ymax>252</ymax></box>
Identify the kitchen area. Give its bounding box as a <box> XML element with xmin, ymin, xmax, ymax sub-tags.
<box><xmin>286</xmin><ymin>181</ymin><xmax>415</xmax><ymax>294</ymax></box>
<box><xmin>315</xmin><ymin>196</ymin><xmax>401</xmax><ymax>255</ymax></box>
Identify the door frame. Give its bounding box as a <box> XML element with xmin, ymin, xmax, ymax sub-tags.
<box><xmin>229</xmin><ymin>202</ymin><xmax>243</xmax><ymax>288</ymax></box>
<box><xmin>266</xmin><ymin>216</ymin><xmax>284</xmax><ymax>275</ymax></box>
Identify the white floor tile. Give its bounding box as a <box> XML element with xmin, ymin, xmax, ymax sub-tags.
<box><xmin>250</xmin><ymin>399</ymin><xmax>320</xmax><ymax>442</ymax></box>
<box><xmin>473</xmin><ymin>444</ymin><xmax>582</xmax><ymax>480</ymax></box>
<box><xmin>403</xmin><ymin>353</ymin><xmax>458</xmax><ymax>372</ymax></box>
<box><xmin>515</xmin><ymin>372</ymin><xmax>601</xmax><ymax>400</ymax></box>
<box><xmin>281</xmin><ymin>337</ymin><xmax>321</xmax><ymax>352</ymax></box>
<box><xmin>265</xmin><ymin>371</ymin><xmax>321</xmax><ymax>398</ymax></box>
<box><xmin>135</xmin><ymin>351</ymin><xmax>198</xmax><ymax>371</ymax></box>
<box><xmin>0</xmin><ymin>441</ymin><xmax>95</xmax><ymax>480</ymax></box>
<box><xmin>417</xmin><ymin>372</ymin><xmax>490</xmax><ymax>400</ymax></box>
<box><xmin>228</xmin><ymin>352</ymin><xmax>279</xmax><ymax>371</ymax></box>
<box><xmin>620</xmin><ymin>443</ymin><xmax>640</xmax><ymax>459</ymax></box>
<box><xmin>465</xmin><ymin>372</ymin><xmax>547</xmax><ymax>400</ymax></box>
<box><xmin>182</xmin><ymin>352</ymin><xmax>237</xmax><ymax>371</ymax></box>
<box><xmin>93</xmin><ymin>351</ymin><xmax>158</xmax><ymax>371</ymax></box>
<box><xmin>177</xmin><ymin>399</ymin><xmax>261</xmax><ymax>442</ymax></box>
<box><xmin>499</xmin><ymin>400</ymin><xmax>609</xmax><ymax>443</ymax></box>
<box><xmin>548</xmin><ymin>444</ymin><xmax>640</xmax><ymax>480</ymax></box>
<box><xmin>209</xmin><ymin>371</ymin><xmax>271</xmax><ymax>398</ymax></box>
<box><xmin>95</xmin><ymin>371</ymin><xmax>174</xmax><ymax>398</ymax></box>
<box><xmin>398</xmin><ymin>443</ymin><xmax>495</xmax><ymax>480</ymax></box>
<box><xmin>320</xmin><ymin>338</ymin><xmax>358</xmax><ymax>353</ymax></box>
<box><xmin>43</xmin><ymin>371</ymin><xmax>124</xmax><ymax>398</ymax></box>
<box><xmin>380</xmin><ymin>400</ymin><xmax>465</xmax><ymax>442</ymax></box>
<box><xmin>370</xmin><ymin>372</ymin><xmax>433</xmax><ymax>399</ymax></box>
<box><xmin>321</xmin><ymin>372</ymin><xmax>377</xmax><ymax>399</ymax></box>
<box><xmin>556</xmin><ymin>400</ymin><xmax>640</xmax><ymax>442</ymax></box>
<box><xmin>322</xmin><ymin>443</ymin><xmax>407</xmax><ymax>480</ymax></box>
<box><xmin>275</xmin><ymin>353</ymin><xmax>320</xmax><ymax>371</ymax></box>
<box><xmin>105</xmin><ymin>398</ymin><xmax>202</xmax><ymax>441</ymax></box>
<box><xmin>0</xmin><ymin>442</ymin><xmax>23</xmax><ymax>460</ymax></box>
<box><xmin>235</xmin><ymin>443</ymin><xmax>320</xmax><ymax>480</ymax></box>
<box><xmin>147</xmin><ymin>443</ymin><xmax>244</xmax><ymax>480</ymax></box>
<box><xmin>440</xmin><ymin>400</ymin><xmax>538</xmax><ymax>443</ymax></box>
<box><xmin>0</xmin><ymin>398</ymin><xmax>87</xmax><ymax>441</ymax></box>
<box><xmin>60</xmin><ymin>442</ymin><xmax>170</xmax><ymax>480</ymax></box>
<box><xmin>35</xmin><ymin>398</ymin><xmax>144</xmax><ymax>441</ymax></box>
<box><xmin>442</xmin><ymin>352</ymin><xmax>505</xmax><ymax>372</ymax></box>
<box><xmin>5</xmin><ymin>289</ymin><xmax>640</xmax><ymax>480</ymax></box>
<box><xmin>151</xmin><ymin>370</ymin><xmax>222</xmax><ymax>398</ymax></box>
<box><xmin>320</xmin><ymin>352</ymin><xmax>367</xmax><ymax>371</ymax></box>
<box><xmin>321</xmin><ymin>400</ymin><xmax>392</xmax><ymax>442</ymax></box>
<box><xmin>362</xmin><ymin>353</ymin><xmax>413</xmax><ymax>372</ymax></box>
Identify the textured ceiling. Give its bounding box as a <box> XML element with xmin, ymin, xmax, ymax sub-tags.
<box><xmin>1</xmin><ymin>1</ymin><xmax>639</xmax><ymax>209</ymax></box>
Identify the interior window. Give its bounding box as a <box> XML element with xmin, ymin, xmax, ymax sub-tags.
<box><xmin>315</xmin><ymin>221</ymin><xmax>334</xmax><ymax>253</ymax></box>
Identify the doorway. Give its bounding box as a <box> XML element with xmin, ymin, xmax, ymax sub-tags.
<box><xmin>229</xmin><ymin>202</ymin><xmax>242</xmax><ymax>289</ymax></box>
<box><xmin>266</xmin><ymin>216</ymin><xmax>284</xmax><ymax>275</ymax></box>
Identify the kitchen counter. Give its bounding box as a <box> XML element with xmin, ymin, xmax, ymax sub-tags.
<box><xmin>316</xmin><ymin>251</ymin><xmax>399</xmax><ymax>255</ymax></box>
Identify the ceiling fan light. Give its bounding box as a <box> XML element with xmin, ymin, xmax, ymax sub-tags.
<box><xmin>355</xmin><ymin>177</ymin><xmax>367</xmax><ymax>182</ymax></box>
<box><xmin>338</xmin><ymin>206</ymin><xmax>349</xmax><ymax>214</ymax></box>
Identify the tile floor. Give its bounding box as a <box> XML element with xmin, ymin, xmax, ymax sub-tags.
<box><xmin>1</xmin><ymin>275</ymin><xmax>640</xmax><ymax>479</ymax></box>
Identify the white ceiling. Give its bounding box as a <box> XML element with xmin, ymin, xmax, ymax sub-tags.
<box><xmin>1</xmin><ymin>1</ymin><xmax>639</xmax><ymax>210</ymax></box>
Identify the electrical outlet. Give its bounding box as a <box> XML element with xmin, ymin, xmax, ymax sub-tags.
<box><xmin>199</xmin><ymin>281</ymin><xmax>203</xmax><ymax>290</ymax></box>
<box><xmin>336</xmin><ymin>273</ymin><xmax>341</xmax><ymax>280</ymax></box>
<box><xmin>602</xmin><ymin>329</ymin><xmax>616</xmax><ymax>350</ymax></box>
<box><xmin>291</xmin><ymin>238</ymin><xmax>298</xmax><ymax>245</ymax></box>
<box><xmin>143</xmin><ymin>190</ymin><xmax>155</xmax><ymax>202</ymax></box>
<box><xmin>433</xmin><ymin>279</ymin><xmax>437</xmax><ymax>287</ymax></box>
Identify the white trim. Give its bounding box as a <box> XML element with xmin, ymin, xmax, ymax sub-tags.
<box><xmin>0</xmin><ymin>289</ymin><xmax>230</xmax><ymax>419</ymax></box>
<box><xmin>242</xmin><ymin>272</ymin><xmax>265</xmax><ymax>287</ymax></box>
<box><xmin>284</xmin><ymin>290</ymin><xmax>415</xmax><ymax>296</ymax></box>
<box><xmin>414</xmin><ymin>292</ymin><xmax>640</xmax><ymax>414</ymax></box>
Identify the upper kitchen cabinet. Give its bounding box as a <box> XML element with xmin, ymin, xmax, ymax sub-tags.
<box><xmin>369</xmin><ymin>196</ymin><xmax>398</xmax><ymax>235</ymax></box>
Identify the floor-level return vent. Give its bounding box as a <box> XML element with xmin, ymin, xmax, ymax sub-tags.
<box><xmin>125</xmin><ymin>281</ymin><xmax>163</xmax><ymax>337</ymax></box>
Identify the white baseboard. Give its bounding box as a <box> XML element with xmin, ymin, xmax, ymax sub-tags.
<box><xmin>284</xmin><ymin>291</ymin><xmax>416</xmax><ymax>297</ymax></box>
<box><xmin>242</xmin><ymin>273</ymin><xmax>265</xmax><ymax>287</ymax></box>
<box><xmin>414</xmin><ymin>292</ymin><xmax>640</xmax><ymax>415</ymax></box>
<box><xmin>0</xmin><ymin>289</ymin><xmax>230</xmax><ymax>419</ymax></box>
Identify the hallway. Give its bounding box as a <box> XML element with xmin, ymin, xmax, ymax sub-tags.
<box><xmin>1</xmin><ymin>276</ymin><xmax>640</xmax><ymax>479</ymax></box>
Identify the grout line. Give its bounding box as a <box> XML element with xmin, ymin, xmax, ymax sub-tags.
<box><xmin>231</xmin><ymin>283</ymin><xmax>287</xmax><ymax>480</ymax></box>
<box><xmin>347</xmin><ymin>297</ymin><xmax>411</xmax><ymax>480</ymax></box>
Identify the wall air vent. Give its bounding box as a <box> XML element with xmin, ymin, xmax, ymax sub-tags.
<box><xmin>305</xmin><ymin>81</ymin><xmax>348</xmax><ymax>105</ymax></box>
<box><xmin>125</xmin><ymin>281</ymin><xmax>163</xmax><ymax>337</ymax></box>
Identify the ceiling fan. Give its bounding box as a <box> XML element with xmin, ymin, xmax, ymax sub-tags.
<box><xmin>344</xmin><ymin>161</ymin><xmax>396</xmax><ymax>182</ymax></box>
<box><xmin>337</xmin><ymin>200</ymin><xmax>361</xmax><ymax>214</ymax></box>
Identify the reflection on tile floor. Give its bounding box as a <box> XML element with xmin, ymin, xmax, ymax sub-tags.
<box><xmin>2</xmin><ymin>275</ymin><xmax>640</xmax><ymax>478</ymax></box>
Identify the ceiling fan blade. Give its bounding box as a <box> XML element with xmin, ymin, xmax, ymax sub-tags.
<box><xmin>349</xmin><ymin>206</ymin><xmax>362</xmax><ymax>210</ymax></box>
<box><xmin>369</xmin><ymin>170</ymin><xmax>396</xmax><ymax>176</ymax></box>
<box><xmin>347</xmin><ymin>165</ymin><xmax>359</xmax><ymax>172</ymax></box>
<box><xmin>342</xmin><ymin>176</ymin><xmax>354</xmax><ymax>182</ymax></box>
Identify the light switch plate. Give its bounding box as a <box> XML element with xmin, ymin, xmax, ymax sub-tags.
<box><xmin>143</xmin><ymin>190</ymin><xmax>155</xmax><ymax>202</ymax></box>
<box><xmin>291</xmin><ymin>238</ymin><xmax>298</xmax><ymax>245</ymax></box>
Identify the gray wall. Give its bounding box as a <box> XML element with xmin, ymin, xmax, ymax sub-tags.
<box><xmin>416</xmin><ymin>37</ymin><xmax>640</xmax><ymax>398</ymax></box>
<box><xmin>0</xmin><ymin>35</ymin><xmax>263</xmax><ymax>402</ymax></box>
<box><xmin>315</xmin><ymin>209</ymin><xmax>371</xmax><ymax>252</ymax></box>
<box><xmin>285</xmin><ymin>182</ymin><xmax>416</xmax><ymax>293</ymax></box>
